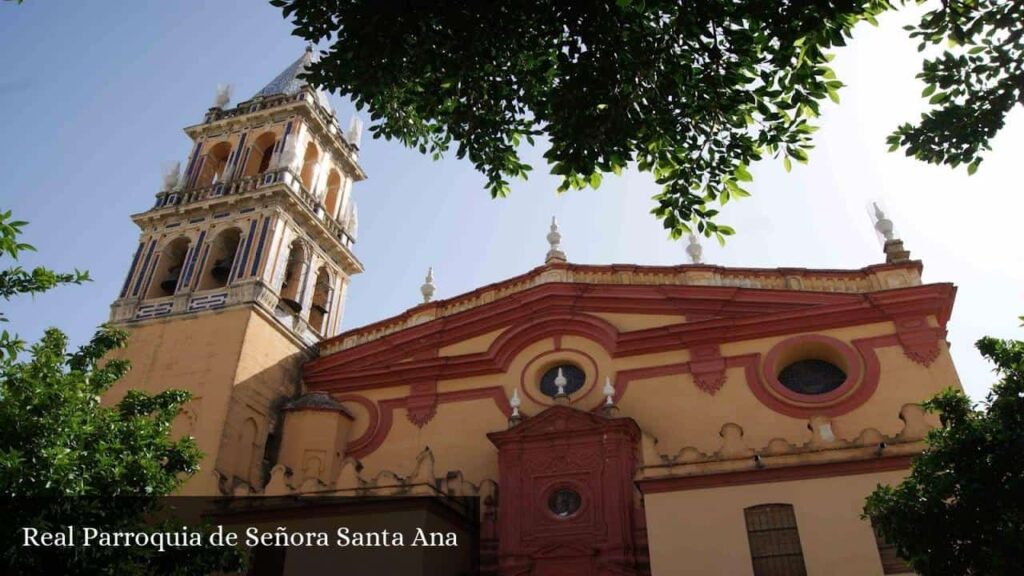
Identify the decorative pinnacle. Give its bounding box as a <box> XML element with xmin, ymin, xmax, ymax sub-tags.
<box><xmin>420</xmin><ymin>267</ymin><xmax>436</xmax><ymax>303</ymax></box>
<box><xmin>213</xmin><ymin>84</ymin><xmax>232</xmax><ymax>109</ymax></box>
<box><xmin>686</xmin><ymin>234</ymin><xmax>703</xmax><ymax>264</ymax></box>
<box><xmin>545</xmin><ymin>216</ymin><xmax>566</xmax><ymax>264</ymax></box>
<box><xmin>509</xmin><ymin>388</ymin><xmax>521</xmax><ymax>418</ymax></box>
<box><xmin>554</xmin><ymin>367</ymin><xmax>568</xmax><ymax>397</ymax></box>
<box><xmin>872</xmin><ymin>203</ymin><xmax>895</xmax><ymax>241</ymax></box>
<box><xmin>603</xmin><ymin>376</ymin><xmax>616</xmax><ymax>406</ymax></box>
<box><xmin>161</xmin><ymin>161</ymin><xmax>182</xmax><ymax>191</ymax></box>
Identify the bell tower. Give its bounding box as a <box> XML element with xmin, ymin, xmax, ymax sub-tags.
<box><xmin>105</xmin><ymin>47</ymin><xmax>365</xmax><ymax>495</ymax></box>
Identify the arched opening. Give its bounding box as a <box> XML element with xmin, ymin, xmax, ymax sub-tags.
<box><xmin>146</xmin><ymin>237</ymin><xmax>191</xmax><ymax>299</ymax></box>
<box><xmin>299</xmin><ymin>142</ymin><xmax>319</xmax><ymax>191</ymax></box>
<box><xmin>194</xmin><ymin>141</ymin><xmax>232</xmax><ymax>187</ymax></box>
<box><xmin>278</xmin><ymin>240</ymin><xmax>307</xmax><ymax>313</ymax></box>
<box><xmin>309</xmin><ymin>266</ymin><xmax>332</xmax><ymax>334</ymax></box>
<box><xmin>323</xmin><ymin>170</ymin><xmax>342</xmax><ymax>219</ymax></box>
<box><xmin>242</xmin><ymin>132</ymin><xmax>277</xmax><ymax>178</ymax></box>
<box><xmin>198</xmin><ymin>228</ymin><xmax>241</xmax><ymax>291</ymax></box>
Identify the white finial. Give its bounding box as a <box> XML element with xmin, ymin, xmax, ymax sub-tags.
<box><xmin>545</xmin><ymin>216</ymin><xmax>566</xmax><ymax>264</ymax></box>
<box><xmin>686</xmin><ymin>234</ymin><xmax>703</xmax><ymax>264</ymax></box>
<box><xmin>603</xmin><ymin>376</ymin><xmax>616</xmax><ymax>406</ymax></box>
<box><xmin>213</xmin><ymin>84</ymin><xmax>233</xmax><ymax>109</ymax></box>
<box><xmin>420</xmin><ymin>267</ymin><xmax>436</xmax><ymax>303</ymax></box>
<box><xmin>509</xmin><ymin>388</ymin><xmax>521</xmax><ymax>418</ymax></box>
<box><xmin>161</xmin><ymin>161</ymin><xmax>181</xmax><ymax>191</ymax></box>
<box><xmin>554</xmin><ymin>367</ymin><xmax>568</xmax><ymax>397</ymax></box>
<box><xmin>872</xmin><ymin>202</ymin><xmax>895</xmax><ymax>241</ymax></box>
<box><xmin>347</xmin><ymin>115</ymin><xmax>364</xmax><ymax>149</ymax></box>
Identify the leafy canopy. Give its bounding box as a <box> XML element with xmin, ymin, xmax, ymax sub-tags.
<box><xmin>274</xmin><ymin>0</ymin><xmax>1021</xmax><ymax>240</ymax></box>
<box><xmin>0</xmin><ymin>210</ymin><xmax>89</xmax><ymax>359</ymax></box>
<box><xmin>888</xmin><ymin>0</ymin><xmax>1024</xmax><ymax>176</ymax></box>
<box><xmin>0</xmin><ymin>214</ymin><xmax>244</xmax><ymax>575</ymax></box>
<box><xmin>864</xmin><ymin>336</ymin><xmax>1024</xmax><ymax>575</ymax></box>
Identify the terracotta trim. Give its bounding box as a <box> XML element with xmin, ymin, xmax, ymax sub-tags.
<box><xmin>736</xmin><ymin>333</ymin><xmax>890</xmax><ymax>419</ymax></box>
<box><xmin>761</xmin><ymin>334</ymin><xmax>865</xmax><ymax>406</ymax></box>
<box><xmin>321</xmin><ymin>261</ymin><xmax>927</xmax><ymax>349</ymax></box>
<box><xmin>611</xmin><ymin>362</ymin><xmax>692</xmax><ymax>405</ymax></box>
<box><xmin>304</xmin><ymin>284</ymin><xmax>956</xmax><ymax>392</ymax></box>
<box><xmin>333</xmin><ymin>394</ymin><xmax>379</xmax><ymax>455</ymax></box>
<box><xmin>346</xmin><ymin>386</ymin><xmax>512</xmax><ymax>459</ymax></box>
<box><xmin>636</xmin><ymin>454</ymin><xmax>914</xmax><ymax>494</ymax></box>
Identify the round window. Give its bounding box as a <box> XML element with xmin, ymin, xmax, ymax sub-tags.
<box><xmin>539</xmin><ymin>364</ymin><xmax>586</xmax><ymax>398</ymax></box>
<box><xmin>777</xmin><ymin>359</ymin><xmax>847</xmax><ymax>395</ymax></box>
<box><xmin>548</xmin><ymin>488</ymin><xmax>582</xmax><ymax>518</ymax></box>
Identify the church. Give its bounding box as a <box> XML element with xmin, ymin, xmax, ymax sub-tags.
<box><xmin>104</xmin><ymin>49</ymin><xmax>961</xmax><ymax>575</ymax></box>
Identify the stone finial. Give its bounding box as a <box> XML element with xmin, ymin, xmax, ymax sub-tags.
<box><xmin>603</xmin><ymin>376</ymin><xmax>615</xmax><ymax>406</ymax></box>
<box><xmin>347</xmin><ymin>115</ymin><xmax>364</xmax><ymax>149</ymax></box>
<box><xmin>686</xmin><ymin>234</ymin><xmax>703</xmax><ymax>264</ymax></box>
<box><xmin>161</xmin><ymin>161</ymin><xmax>181</xmax><ymax>191</ymax></box>
<box><xmin>213</xmin><ymin>84</ymin><xmax>232</xmax><ymax>109</ymax></box>
<box><xmin>552</xmin><ymin>367</ymin><xmax>571</xmax><ymax>404</ymax></box>
<box><xmin>545</xmin><ymin>216</ymin><xmax>566</xmax><ymax>264</ymax></box>
<box><xmin>872</xmin><ymin>202</ymin><xmax>912</xmax><ymax>263</ymax></box>
<box><xmin>508</xmin><ymin>388</ymin><xmax>522</xmax><ymax>427</ymax></box>
<box><xmin>872</xmin><ymin>203</ymin><xmax>895</xmax><ymax>241</ymax></box>
<box><xmin>602</xmin><ymin>376</ymin><xmax>619</xmax><ymax>417</ymax></box>
<box><xmin>420</xmin><ymin>267</ymin><xmax>436</xmax><ymax>303</ymax></box>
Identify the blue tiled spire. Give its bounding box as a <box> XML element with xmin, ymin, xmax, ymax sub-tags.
<box><xmin>255</xmin><ymin>46</ymin><xmax>333</xmax><ymax>111</ymax></box>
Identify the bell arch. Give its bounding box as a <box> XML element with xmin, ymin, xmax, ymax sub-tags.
<box><xmin>242</xmin><ymin>132</ymin><xmax>277</xmax><ymax>178</ymax></box>
<box><xmin>309</xmin><ymin>266</ymin><xmax>333</xmax><ymax>335</ymax></box>
<box><xmin>299</xmin><ymin>142</ymin><xmax>319</xmax><ymax>191</ymax></box>
<box><xmin>278</xmin><ymin>239</ymin><xmax>309</xmax><ymax>313</ymax></box>
<box><xmin>197</xmin><ymin>227</ymin><xmax>242</xmax><ymax>291</ymax></box>
<box><xmin>146</xmin><ymin>237</ymin><xmax>191</xmax><ymax>299</ymax></box>
<box><xmin>194</xmin><ymin>141</ymin><xmax>232</xmax><ymax>187</ymax></box>
<box><xmin>323</xmin><ymin>169</ymin><xmax>343</xmax><ymax>219</ymax></box>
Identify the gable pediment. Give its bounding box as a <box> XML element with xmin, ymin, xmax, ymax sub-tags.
<box><xmin>303</xmin><ymin>279</ymin><xmax>954</xmax><ymax>393</ymax></box>
<box><xmin>486</xmin><ymin>404</ymin><xmax>640</xmax><ymax>448</ymax></box>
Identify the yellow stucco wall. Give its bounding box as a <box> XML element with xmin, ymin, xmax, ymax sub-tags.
<box><xmin>333</xmin><ymin>314</ymin><xmax>957</xmax><ymax>498</ymax></box>
<box><xmin>105</xmin><ymin>307</ymin><xmax>306</xmax><ymax>495</ymax></box>
<box><xmin>643</xmin><ymin>470</ymin><xmax>912</xmax><ymax>576</ymax></box>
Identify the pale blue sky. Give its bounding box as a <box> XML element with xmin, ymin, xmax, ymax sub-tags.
<box><xmin>1</xmin><ymin>1</ymin><xmax>1020</xmax><ymax>401</ymax></box>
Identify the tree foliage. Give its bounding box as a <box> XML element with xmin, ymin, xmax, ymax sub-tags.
<box><xmin>864</xmin><ymin>336</ymin><xmax>1024</xmax><ymax>575</ymax></box>
<box><xmin>0</xmin><ymin>214</ymin><xmax>245</xmax><ymax>575</ymax></box>
<box><xmin>888</xmin><ymin>0</ymin><xmax>1023</xmax><ymax>175</ymax></box>
<box><xmin>0</xmin><ymin>210</ymin><xmax>89</xmax><ymax>359</ymax></box>
<box><xmin>274</xmin><ymin>0</ymin><xmax>1022</xmax><ymax>240</ymax></box>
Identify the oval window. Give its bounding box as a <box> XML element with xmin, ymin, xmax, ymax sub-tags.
<box><xmin>539</xmin><ymin>364</ymin><xmax>586</xmax><ymax>398</ymax></box>
<box><xmin>777</xmin><ymin>359</ymin><xmax>847</xmax><ymax>395</ymax></box>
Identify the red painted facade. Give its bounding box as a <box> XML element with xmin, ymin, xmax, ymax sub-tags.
<box><xmin>488</xmin><ymin>406</ymin><xmax>648</xmax><ymax>576</ymax></box>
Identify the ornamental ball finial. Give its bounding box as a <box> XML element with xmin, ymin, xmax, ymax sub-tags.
<box><xmin>872</xmin><ymin>202</ymin><xmax>895</xmax><ymax>241</ymax></box>
<box><xmin>603</xmin><ymin>376</ymin><xmax>616</xmax><ymax>406</ymax></box>
<box><xmin>545</xmin><ymin>216</ymin><xmax>566</xmax><ymax>264</ymax></box>
<box><xmin>420</xmin><ymin>267</ymin><xmax>436</xmax><ymax>303</ymax></box>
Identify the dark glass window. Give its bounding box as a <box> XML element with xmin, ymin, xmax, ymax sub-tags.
<box><xmin>548</xmin><ymin>488</ymin><xmax>582</xmax><ymax>518</ymax></box>
<box><xmin>777</xmin><ymin>359</ymin><xmax>846</xmax><ymax>395</ymax></box>
<box><xmin>744</xmin><ymin>504</ymin><xmax>808</xmax><ymax>576</ymax></box>
<box><xmin>539</xmin><ymin>364</ymin><xmax>586</xmax><ymax>398</ymax></box>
